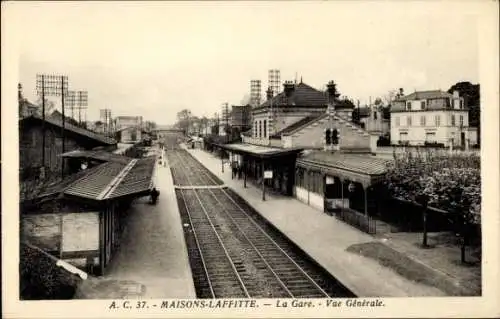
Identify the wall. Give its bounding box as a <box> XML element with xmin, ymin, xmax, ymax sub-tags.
<box><xmin>21</xmin><ymin>212</ymin><xmax>100</xmax><ymax>271</ymax></box>
<box><xmin>19</xmin><ymin>125</ymin><xmax>81</xmax><ymax>177</ymax></box>
<box><xmin>390</xmin><ymin>110</ymin><xmax>469</xmax><ymax>146</ymax></box>
<box><xmin>252</xmin><ymin>107</ymin><xmax>325</xmax><ymax>139</ymax></box>
<box><xmin>290</xmin><ymin>116</ymin><xmax>371</xmax><ymax>150</ymax></box>
<box><xmin>294</xmin><ymin>186</ymin><xmax>324</xmax><ymax>212</ymax></box>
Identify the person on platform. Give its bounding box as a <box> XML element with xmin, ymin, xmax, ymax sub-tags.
<box><xmin>150</xmin><ymin>187</ymin><xmax>160</xmax><ymax>204</ymax></box>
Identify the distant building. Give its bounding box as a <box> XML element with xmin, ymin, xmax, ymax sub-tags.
<box><xmin>390</xmin><ymin>90</ymin><xmax>476</xmax><ymax>147</ymax></box>
<box><xmin>230</xmin><ymin>104</ymin><xmax>252</xmax><ymax>131</ymax></box>
<box><xmin>18</xmin><ymin>83</ymin><xmax>40</xmax><ymax>119</ymax></box>
<box><xmin>19</xmin><ymin>115</ymin><xmax>117</xmax><ymax>180</ymax></box>
<box><xmin>245</xmin><ymin>80</ymin><xmax>375</xmax><ymax>152</ymax></box>
<box><xmin>115</xmin><ymin>116</ymin><xmax>143</xmax><ymax>130</ymax></box>
<box><xmin>116</xmin><ymin>126</ymin><xmax>142</xmax><ymax>144</ymax></box>
<box><xmin>359</xmin><ymin>107</ymin><xmax>390</xmax><ymax>136</ymax></box>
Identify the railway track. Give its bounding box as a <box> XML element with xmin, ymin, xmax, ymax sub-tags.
<box><xmin>169</xmin><ymin>147</ymin><xmax>355</xmax><ymax>298</ymax></box>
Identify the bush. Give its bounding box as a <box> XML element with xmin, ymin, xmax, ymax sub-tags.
<box><xmin>424</xmin><ymin>141</ymin><xmax>446</xmax><ymax>148</ymax></box>
<box><xmin>377</xmin><ymin>135</ymin><xmax>391</xmax><ymax>147</ymax></box>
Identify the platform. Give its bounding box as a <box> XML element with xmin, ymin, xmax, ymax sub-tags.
<box><xmin>185</xmin><ymin>146</ymin><xmax>446</xmax><ymax>297</ymax></box>
<box><xmin>77</xmin><ymin>152</ymin><xmax>196</xmax><ymax>299</ymax></box>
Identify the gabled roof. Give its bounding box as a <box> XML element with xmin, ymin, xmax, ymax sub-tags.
<box><xmin>23</xmin><ymin>157</ymin><xmax>156</xmax><ymax>205</ymax></box>
<box><xmin>270</xmin><ymin>111</ymin><xmax>369</xmax><ymax>139</ymax></box>
<box><xmin>396</xmin><ymin>90</ymin><xmax>453</xmax><ymax>101</ymax></box>
<box><xmin>258</xmin><ymin>82</ymin><xmax>327</xmax><ymax>109</ymax></box>
<box><xmin>20</xmin><ymin>114</ymin><xmax>117</xmax><ymax>145</ymax></box>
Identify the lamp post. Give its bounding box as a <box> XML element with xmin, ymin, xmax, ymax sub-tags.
<box><xmin>36</xmin><ymin>74</ymin><xmax>69</xmax><ymax>178</ymax></box>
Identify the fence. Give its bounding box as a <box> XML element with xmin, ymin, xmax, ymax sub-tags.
<box><xmin>336</xmin><ymin>208</ymin><xmax>377</xmax><ymax>235</ymax></box>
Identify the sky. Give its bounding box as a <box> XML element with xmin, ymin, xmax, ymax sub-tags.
<box><xmin>9</xmin><ymin>1</ymin><xmax>481</xmax><ymax>126</ymax></box>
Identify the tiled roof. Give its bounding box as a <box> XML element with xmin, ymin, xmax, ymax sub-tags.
<box><xmin>65</xmin><ymin>161</ymin><xmax>128</xmax><ymax>199</ymax></box>
<box><xmin>61</xmin><ymin>157</ymin><xmax>156</xmax><ymax>201</ymax></box>
<box><xmin>36</xmin><ymin>165</ymin><xmax>104</xmax><ymax>200</ymax></box>
<box><xmin>21</xmin><ymin>114</ymin><xmax>116</xmax><ymax>145</ymax></box>
<box><xmin>298</xmin><ymin>151</ymin><xmax>390</xmax><ymax>176</ymax></box>
<box><xmin>270</xmin><ymin>115</ymin><xmax>323</xmax><ymax>138</ymax></box>
<box><xmin>221</xmin><ymin>143</ymin><xmax>304</xmax><ymax>158</ymax></box>
<box><xmin>396</xmin><ymin>90</ymin><xmax>453</xmax><ymax>101</ymax></box>
<box><xmin>107</xmin><ymin>157</ymin><xmax>156</xmax><ymax>199</ymax></box>
<box><xmin>259</xmin><ymin>82</ymin><xmax>327</xmax><ymax>108</ymax></box>
<box><xmin>61</xmin><ymin>150</ymin><xmax>132</xmax><ymax>164</ymax></box>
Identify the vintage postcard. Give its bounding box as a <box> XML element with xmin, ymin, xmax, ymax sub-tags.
<box><xmin>2</xmin><ymin>1</ymin><xmax>499</xmax><ymax>318</ymax></box>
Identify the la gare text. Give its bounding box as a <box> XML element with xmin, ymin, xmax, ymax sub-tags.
<box><xmin>108</xmin><ymin>298</ymin><xmax>385</xmax><ymax>310</ymax></box>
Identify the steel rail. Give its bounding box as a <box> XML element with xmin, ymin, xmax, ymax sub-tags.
<box><xmin>174</xmin><ymin>150</ymin><xmax>250</xmax><ymax>298</ymax></box>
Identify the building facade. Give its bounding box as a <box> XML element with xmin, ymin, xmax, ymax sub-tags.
<box><xmin>115</xmin><ymin>116</ymin><xmax>143</xmax><ymax>130</ymax></box>
<box><xmin>390</xmin><ymin>90</ymin><xmax>474</xmax><ymax>147</ymax></box>
<box><xmin>19</xmin><ymin>115</ymin><xmax>117</xmax><ymax>180</ymax></box>
<box><xmin>230</xmin><ymin>104</ymin><xmax>252</xmax><ymax>131</ymax></box>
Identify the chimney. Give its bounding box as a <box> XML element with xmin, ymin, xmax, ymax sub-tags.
<box><xmin>453</xmin><ymin>90</ymin><xmax>460</xmax><ymax>98</ymax></box>
<box><xmin>283</xmin><ymin>80</ymin><xmax>295</xmax><ymax>98</ymax></box>
<box><xmin>266</xmin><ymin>87</ymin><xmax>273</xmax><ymax>101</ymax></box>
<box><xmin>399</xmin><ymin>88</ymin><xmax>404</xmax><ymax>97</ymax></box>
<box><xmin>18</xmin><ymin>83</ymin><xmax>23</xmax><ymax>102</ymax></box>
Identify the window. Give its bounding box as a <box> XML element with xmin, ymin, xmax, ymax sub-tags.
<box><xmin>421</xmin><ymin>100</ymin><xmax>426</xmax><ymax>110</ymax></box>
<box><xmin>325</xmin><ymin>128</ymin><xmax>331</xmax><ymax>145</ymax></box>
<box><xmin>395</xmin><ymin>116</ymin><xmax>400</xmax><ymax>127</ymax></box>
<box><xmin>420</xmin><ymin>115</ymin><xmax>426</xmax><ymax>126</ymax></box>
<box><xmin>406</xmin><ymin>102</ymin><xmax>411</xmax><ymax>110</ymax></box>
<box><xmin>373</xmin><ymin>111</ymin><xmax>378</xmax><ymax>120</ymax></box>
<box><xmin>263</xmin><ymin>119</ymin><xmax>267</xmax><ymax>138</ymax></box>
<box><xmin>451</xmin><ymin>115</ymin><xmax>456</xmax><ymax>126</ymax></box>
<box><xmin>399</xmin><ymin>132</ymin><xmax>408</xmax><ymax>141</ymax></box>
<box><xmin>460</xmin><ymin>115</ymin><xmax>464</xmax><ymax>127</ymax></box>
<box><xmin>460</xmin><ymin>100</ymin><xmax>464</xmax><ymax>109</ymax></box>
<box><xmin>254</xmin><ymin>121</ymin><xmax>258</xmax><ymax>137</ymax></box>
<box><xmin>259</xmin><ymin>121</ymin><xmax>262</xmax><ymax>138</ymax></box>
<box><xmin>331</xmin><ymin>129</ymin><xmax>339</xmax><ymax>145</ymax></box>
<box><xmin>435</xmin><ymin>115</ymin><xmax>441</xmax><ymax>126</ymax></box>
<box><xmin>406</xmin><ymin>116</ymin><xmax>412</xmax><ymax>126</ymax></box>
<box><xmin>425</xmin><ymin>132</ymin><xmax>436</xmax><ymax>142</ymax></box>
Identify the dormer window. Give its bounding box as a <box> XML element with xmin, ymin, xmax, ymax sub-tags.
<box><xmin>460</xmin><ymin>100</ymin><xmax>464</xmax><ymax>109</ymax></box>
<box><xmin>406</xmin><ymin>102</ymin><xmax>411</xmax><ymax>110</ymax></box>
<box><xmin>421</xmin><ymin>100</ymin><xmax>426</xmax><ymax>110</ymax></box>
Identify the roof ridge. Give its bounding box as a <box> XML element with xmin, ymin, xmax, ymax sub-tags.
<box><xmin>97</xmin><ymin>159</ymin><xmax>138</xmax><ymax>200</ymax></box>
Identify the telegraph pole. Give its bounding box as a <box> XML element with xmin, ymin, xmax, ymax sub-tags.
<box><xmin>36</xmin><ymin>74</ymin><xmax>69</xmax><ymax>179</ymax></box>
<box><xmin>61</xmin><ymin>77</ymin><xmax>66</xmax><ymax>178</ymax></box>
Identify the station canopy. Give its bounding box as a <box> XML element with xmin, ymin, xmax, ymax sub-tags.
<box><xmin>24</xmin><ymin>156</ymin><xmax>156</xmax><ymax>207</ymax></box>
<box><xmin>218</xmin><ymin>143</ymin><xmax>304</xmax><ymax>159</ymax></box>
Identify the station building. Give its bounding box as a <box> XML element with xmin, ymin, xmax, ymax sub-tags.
<box><xmin>215</xmin><ymin>80</ymin><xmax>388</xmax><ymax>234</ymax></box>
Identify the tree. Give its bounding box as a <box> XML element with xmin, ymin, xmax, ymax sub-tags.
<box><xmin>374</xmin><ymin>97</ymin><xmax>383</xmax><ymax>106</ymax></box>
<box><xmin>385</xmin><ymin>150</ymin><xmax>481</xmax><ymax>258</ymax></box>
<box><xmin>36</xmin><ymin>97</ymin><xmax>55</xmax><ymax>115</ymax></box>
<box><xmin>336</xmin><ymin>98</ymin><xmax>356</xmax><ymax>109</ymax></box>
<box><xmin>240</xmin><ymin>94</ymin><xmax>252</xmax><ymax>105</ymax></box>
<box><xmin>448</xmin><ymin>82</ymin><xmax>480</xmax><ymax>145</ymax></box>
<box><xmin>351</xmin><ymin>108</ymin><xmax>362</xmax><ymax>126</ymax></box>
<box><xmin>176</xmin><ymin>109</ymin><xmax>192</xmax><ymax>133</ymax></box>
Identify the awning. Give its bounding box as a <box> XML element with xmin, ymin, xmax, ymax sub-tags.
<box><xmin>217</xmin><ymin>143</ymin><xmax>304</xmax><ymax>159</ymax></box>
<box><xmin>297</xmin><ymin>151</ymin><xmax>390</xmax><ymax>186</ymax></box>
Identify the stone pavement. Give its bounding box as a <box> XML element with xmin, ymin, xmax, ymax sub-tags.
<box><xmin>185</xmin><ymin>146</ymin><xmax>446</xmax><ymax>297</ymax></box>
<box><xmin>76</xmin><ymin>153</ymin><xmax>196</xmax><ymax>299</ymax></box>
